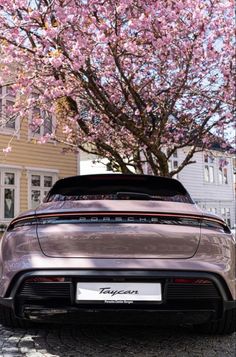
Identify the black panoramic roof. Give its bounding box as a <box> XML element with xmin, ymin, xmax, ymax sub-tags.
<box><xmin>46</xmin><ymin>174</ymin><xmax>193</xmax><ymax>202</ymax></box>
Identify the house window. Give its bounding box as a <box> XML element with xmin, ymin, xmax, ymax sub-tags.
<box><xmin>204</xmin><ymin>166</ymin><xmax>214</xmax><ymax>183</ymax></box>
<box><xmin>0</xmin><ymin>86</ymin><xmax>18</xmax><ymax>133</ymax></box>
<box><xmin>0</xmin><ymin>169</ymin><xmax>19</xmax><ymax>221</ymax></box>
<box><xmin>207</xmin><ymin>207</ymin><xmax>217</xmax><ymax>215</ymax></box>
<box><xmin>168</xmin><ymin>152</ymin><xmax>179</xmax><ymax>178</ymax></box>
<box><xmin>29</xmin><ymin>172</ymin><xmax>56</xmax><ymax>208</ymax></box>
<box><xmin>173</xmin><ymin>160</ymin><xmax>178</xmax><ymax>169</ymax></box>
<box><xmin>218</xmin><ymin>158</ymin><xmax>228</xmax><ymax>184</ymax></box>
<box><xmin>220</xmin><ymin>208</ymin><xmax>231</xmax><ymax>227</ymax></box>
<box><xmin>29</xmin><ymin>100</ymin><xmax>54</xmax><ymax>138</ymax></box>
<box><xmin>204</xmin><ymin>154</ymin><xmax>215</xmax><ymax>183</ymax></box>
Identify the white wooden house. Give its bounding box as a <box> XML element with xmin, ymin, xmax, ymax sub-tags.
<box><xmin>171</xmin><ymin>150</ymin><xmax>235</xmax><ymax>228</ymax></box>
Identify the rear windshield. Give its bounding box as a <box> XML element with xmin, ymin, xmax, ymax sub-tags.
<box><xmin>46</xmin><ymin>174</ymin><xmax>193</xmax><ymax>203</ymax></box>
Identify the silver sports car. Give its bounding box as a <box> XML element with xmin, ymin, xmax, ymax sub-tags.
<box><xmin>0</xmin><ymin>174</ymin><xmax>235</xmax><ymax>334</ymax></box>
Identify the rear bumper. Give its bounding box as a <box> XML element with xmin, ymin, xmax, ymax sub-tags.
<box><xmin>14</xmin><ymin>308</ymin><xmax>220</xmax><ymax>326</ymax></box>
<box><xmin>1</xmin><ymin>270</ymin><xmax>235</xmax><ymax>325</ymax></box>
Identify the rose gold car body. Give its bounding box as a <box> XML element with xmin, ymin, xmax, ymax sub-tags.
<box><xmin>0</xmin><ymin>199</ymin><xmax>235</xmax><ymax>298</ymax></box>
<box><xmin>0</xmin><ymin>174</ymin><xmax>235</xmax><ymax>332</ymax></box>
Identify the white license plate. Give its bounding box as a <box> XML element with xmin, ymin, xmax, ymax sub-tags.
<box><xmin>76</xmin><ymin>282</ymin><xmax>162</xmax><ymax>303</ymax></box>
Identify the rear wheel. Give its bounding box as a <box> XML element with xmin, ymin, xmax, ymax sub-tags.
<box><xmin>0</xmin><ymin>304</ymin><xmax>32</xmax><ymax>329</ymax></box>
<box><xmin>193</xmin><ymin>310</ymin><xmax>236</xmax><ymax>335</ymax></box>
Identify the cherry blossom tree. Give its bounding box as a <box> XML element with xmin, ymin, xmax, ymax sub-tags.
<box><xmin>0</xmin><ymin>0</ymin><xmax>234</xmax><ymax>176</ymax></box>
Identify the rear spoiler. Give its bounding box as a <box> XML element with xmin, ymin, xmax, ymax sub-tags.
<box><xmin>45</xmin><ymin>174</ymin><xmax>193</xmax><ymax>203</ymax></box>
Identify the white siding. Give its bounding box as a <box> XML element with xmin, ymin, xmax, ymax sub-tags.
<box><xmin>178</xmin><ymin>150</ymin><xmax>235</xmax><ymax>227</ymax></box>
<box><xmin>178</xmin><ymin>151</ymin><xmax>234</xmax><ymax>201</ymax></box>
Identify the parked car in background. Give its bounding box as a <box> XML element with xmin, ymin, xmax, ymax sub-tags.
<box><xmin>0</xmin><ymin>174</ymin><xmax>235</xmax><ymax>334</ymax></box>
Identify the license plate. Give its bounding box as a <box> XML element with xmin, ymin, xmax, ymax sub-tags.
<box><xmin>76</xmin><ymin>282</ymin><xmax>162</xmax><ymax>303</ymax></box>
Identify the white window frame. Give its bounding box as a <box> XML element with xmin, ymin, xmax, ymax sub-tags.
<box><xmin>27</xmin><ymin>169</ymin><xmax>58</xmax><ymax>209</ymax></box>
<box><xmin>0</xmin><ymin>166</ymin><xmax>21</xmax><ymax>223</ymax></box>
<box><xmin>218</xmin><ymin>158</ymin><xmax>229</xmax><ymax>185</ymax></box>
<box><xmin>220</xmin><ymin>207</ymin><xmax>231</xmax><ymax>227</ymax></box>
<box><xmin>168</xmin><ymin>152</ymin><xmax>179</xmax><ymax>178</ymax></box>
<box><xmin>0</xmin><ymin>86</ymin><xmax>20</xmax><ymax>136</ymax></box>
<box><xmin>28</xmin><ymin>101</ymin><xmax>56</xmax><ymax>140</ymax></box>
<box><xmin>203</xmin><ymin>153</ymin><xmax>215</xmax><ymax>184</ymax></box>
<box><xmin>207</xmin><ymin>207</ymin><xmax>218</xmax><ymax>215</ymax></box>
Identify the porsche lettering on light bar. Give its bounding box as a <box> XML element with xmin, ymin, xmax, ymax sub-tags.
<box><xmin>8</xmin><ymin>212</ymin><xmax>230</xmax><ymax>233</ymax></box>
<box><xmin>35</xmin><ymin>215</ymin><xmax>201</xmax><ymax>226</ymax></box>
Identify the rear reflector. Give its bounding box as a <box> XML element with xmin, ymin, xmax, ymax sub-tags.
<box><xmin>26</xmin><ymin>277</ymin><xmax>65</xmax><ymax>283</ymax></box>
<box><xmin>173</xmin><ymin>278</ymin><xmax>211</xmax><ymax>284</ymax></box>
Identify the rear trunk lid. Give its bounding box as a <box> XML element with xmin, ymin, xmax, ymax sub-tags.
<box><xmin>36</xmin><ymin>200</ymin><xmax>202</xmax><ymax>259</ymax></box>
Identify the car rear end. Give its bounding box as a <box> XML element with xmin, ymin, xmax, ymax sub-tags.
<box><xmin>0</xmin><ymin>174</ymin><xmax>235</xmax><ymax>333</ymax></box>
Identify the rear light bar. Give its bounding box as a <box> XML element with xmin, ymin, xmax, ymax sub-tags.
<box><xmin>26</xmin><ymin>277</ymin><xmax>65</xmax><ymax>283</ymax></box>
<box><xmin>173</xmin><ymin>278</ymin><xmax>212</xmax><ymax>284</ymax></box>
<box><xmin>8</xmin><ymin>212</ymin><xmax>230</xmax><ymax>233</ymax></box>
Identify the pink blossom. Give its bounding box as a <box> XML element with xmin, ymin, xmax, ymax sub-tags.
<box><xmin>2</xmin><ymin>146</ymin><xmax>12</xmax><ymax>154</ymax></box>
<box><xmin>0</xmin><ymin>0</ymin><xmax>233</xmax><ymax>175</ymax></box>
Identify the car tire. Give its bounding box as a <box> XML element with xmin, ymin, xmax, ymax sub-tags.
<box><xmin>0</xmin><ymin>304</ymin><xmax>32</xmax><ymax>328</ymax></box>
<box><xmin>193</xmin><ymin>310</ymin><xmax>236</xmax><ymax>335</ymax></box>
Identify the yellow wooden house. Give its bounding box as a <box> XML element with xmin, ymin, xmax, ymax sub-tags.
<box><xmin>0</xmin><ymin>86</ymin><xmax>78</xmax><ymax>226</ymax></box>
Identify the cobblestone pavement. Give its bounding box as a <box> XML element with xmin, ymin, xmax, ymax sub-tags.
<box><xmin>0</xmin><ymin>324</ymin><xmax>235</xmax><ymax>357</ymax></box>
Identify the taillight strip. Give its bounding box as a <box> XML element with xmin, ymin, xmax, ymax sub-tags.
<box><xmin>8</xmin><ymin>211</ymin><xmax>229</xmax><ymax>233</ymax></box>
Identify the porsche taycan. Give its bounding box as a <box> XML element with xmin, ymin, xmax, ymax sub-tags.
<box><xmin>0</xmin><ymin>174</ymin><xmax>235</xmax><ymax>334</ymax></box>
